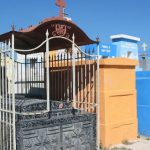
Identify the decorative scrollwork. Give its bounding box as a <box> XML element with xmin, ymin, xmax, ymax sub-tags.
<box><xmin>51</xmin><ymin>24</ymin><xmax>71</xmax><ymax>38</ymax></box>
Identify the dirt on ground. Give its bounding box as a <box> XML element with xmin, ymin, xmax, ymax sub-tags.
<box><xmin>109</xmin><ymin>136</ymin><xmax>150</xmax><ymax>150</ymax></box>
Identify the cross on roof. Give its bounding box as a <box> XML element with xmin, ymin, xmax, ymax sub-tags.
<box><xmin>11</xmin><ymin>24</ymin><xmax>16</xmax><ymax>31</ymax></box>
<box><xmin>55</xmin><ymin>0</ymin><xmax>66</xmax><ymax>18</ymax></box>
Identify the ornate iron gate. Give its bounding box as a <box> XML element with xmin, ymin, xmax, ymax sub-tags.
<box><xmin>0</xmin><ymin>31</ymin><xmax>100</xmax><ymax>150</ymax></box>
<box><xmin>16</xmin><ymin>100</ymin><xmax>96</xmax><ymax>150</ymax></box>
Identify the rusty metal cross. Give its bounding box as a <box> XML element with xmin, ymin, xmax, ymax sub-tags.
<box><xmin>55</xmin><ymin>0</ymin><xmax>66</xmax><ymax>18</ymax></box>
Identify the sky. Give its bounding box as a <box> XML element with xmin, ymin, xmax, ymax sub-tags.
<box><xmin>0</xmin><ymin>0</ymin><xmax>150</xmax><ymax>49</ymax></box>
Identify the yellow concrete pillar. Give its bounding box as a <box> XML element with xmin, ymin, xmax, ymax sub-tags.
<box><xmin>99</xmin><ymin>58</ymin><xmax>138</xmax><ymax>148</ymax></box>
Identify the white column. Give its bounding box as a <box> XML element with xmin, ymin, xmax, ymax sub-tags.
<box><xmin>97</xmin><ymin>41</ymin><xmax>100</xmax><ymax>150</ymax></box>
<box><xmin>46</xmin><ymin>30</ymin><xmax>50</xmax><ymax>111</ymax></box>
<box><xmin>4</xmin><ymin>41</ymin><xmax>9</xmax><ymax>150</ymax></box>
<box><xmin>2</xmin><ymin>42</ymin><xmax>5</xmax><ymax>150</ymax></box>
<box><xmin>72</xmin><ymin>34</ymin><xmax>76</xmax><ymax>108</ymax></box>
<box><xmin>8</xmin><ymin>39</ymin><xmax>12</xmax><ymax>150</ymax></box>
<box><xmin>0</xmin><ymin>42</ymin><xmax>2</xmax><ymax>150</ymax></box>
<box><xmin>12</xmin><ymin>33</ymin><xmax>16</xmax><ymax>150</ymax></box>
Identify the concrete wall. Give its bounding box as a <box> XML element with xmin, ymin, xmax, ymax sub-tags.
<box><xmin>136</xmin><ymin>71</ymin><xmax>150</xmax><ymax>137</ymax></box>
<box><xmin>100</xmin><ymin>58</ymin><xmax>138</xmax><ymax>148</ymax></box>
<box><xmin>113</xmin><ymin>41</ymin><xmax>139</xmax><ymax>59</ymax></box>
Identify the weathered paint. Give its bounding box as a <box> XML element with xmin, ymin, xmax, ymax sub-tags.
<box><xmin>99</xmin><ymin>58</ymin><xmax>138</xmax><ymax>148</ymax></box>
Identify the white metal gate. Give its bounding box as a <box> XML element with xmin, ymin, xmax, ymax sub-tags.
<box><xmin>0</xmin><ymin>34</ymin><xmax>16</xmax><ymax>150</ymax></box>
<box><xmin>0</xmin><ymin>31</ymin><xmax>100</xmax><ymax>150</ymax></box>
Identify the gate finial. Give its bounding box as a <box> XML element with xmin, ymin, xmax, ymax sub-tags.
<box><xmin>46</xmin><ymin>29</ymin><xmax>49</xmax><ymax>38</ymax></box>
<box><xmin>55</xmin><ymin>0</ymin><xmax>66</xmax><ymax>18</ymax></box>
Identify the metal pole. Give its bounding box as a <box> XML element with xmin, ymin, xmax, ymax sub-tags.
<box><xmin>2</xmin><ymin>42</ymin><xmax>5</xmax><ymax>150</ymax></box>
<box><xmin>72</xmin><ymin>34</ymin><xmax>76</xmax><ymax>108</ymax></box>
<box><xmin>25</xmin><ymin>54</ymin><xmax>27</xmax><ymax>95</ymax></box>
<box><xmin>12</xmin><ymin>33</ymin><xmax>16</xmax><ymax>150</ymax></box>
<box><xmin>0</xmin><ymin>42</ymin><xmax>2</xmax><ymax>150</ymax></box>
<box><xmin>97</xmin><ymin>41</ymin><xmax>100</xmax><ymax>150</ymax></box>
<box><xmin>4</xmin><ymin>41</ymin><xmax>8</xmax><ymax>150</ymax></box>
<box><xmin>46</xmin><ymin>30</ymin><xmax>50</xmax><ymax>111</ymax></box>
<box><xmin>8</xmin><ymin>40</ymin><xmax>12</xmax><ymax>150</ymax></box>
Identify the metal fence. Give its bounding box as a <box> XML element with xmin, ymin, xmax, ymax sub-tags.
<box><xmin>14</xmin><ymin>49</ymin><xmax>98</xmax><ymax>113</ymax></box>
<box><xmin>49</xmin><ymin>51</ymin><xmax>98</xmax><ymax>113</ymax></box>
<box><xmin>0</xmin><ymin>33</ymin><xmax>100</xmax><ymax>149</ymax></box>
<box><xmin>0</xmin><ymin>36</ymin><xmax>16</xmax><ymax>150</ymax></box>
<box><xmin>15</xmin><ymin>57</ymin><xmax>45</xmax><ymax>96</ymax></box>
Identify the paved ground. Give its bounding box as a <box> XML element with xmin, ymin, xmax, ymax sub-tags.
<box><xmin>110</xmin><ymin>137</ymin><xmax>150</xmax><ymax>150</ymax></box>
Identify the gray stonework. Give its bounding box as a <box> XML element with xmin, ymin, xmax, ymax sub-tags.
<box><xmin>15</xmin><ymin>97</ymin><xmax>96</xmax><ymax>150</ymax></box>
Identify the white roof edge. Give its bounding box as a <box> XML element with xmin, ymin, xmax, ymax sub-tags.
<box><xmin>110</xmin><ymin>34</ymin><xmax>141</xmax><ymax>42</ymax></box>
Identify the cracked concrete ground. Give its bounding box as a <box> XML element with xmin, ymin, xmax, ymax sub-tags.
<box><xmin>110</xmin><ymin>136</ymin><xmax>150</xmax><ymax>150</ymax></box>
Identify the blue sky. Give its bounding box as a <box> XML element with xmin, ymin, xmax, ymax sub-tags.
<box><xmin>0</xmin><ymin>0</ymin><xmax>150</xmax><ymax>48</ymax></box>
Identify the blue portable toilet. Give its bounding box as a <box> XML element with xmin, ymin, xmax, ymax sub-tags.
<box><xmin>110</xmin><ymin>34</ymin><xmax>140</xmax><ymax>60</ymax></box>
